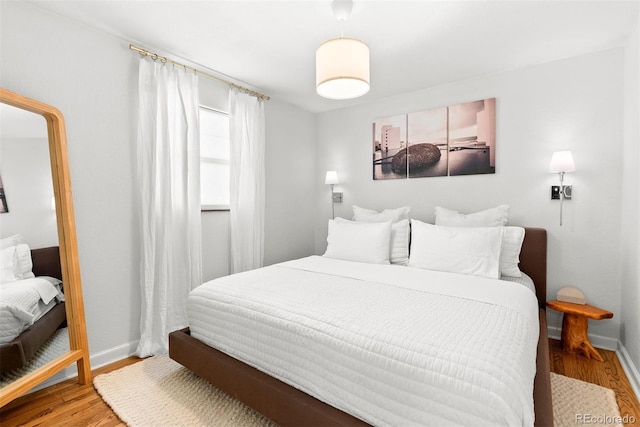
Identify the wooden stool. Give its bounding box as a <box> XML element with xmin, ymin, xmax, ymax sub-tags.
<box><xmin>546</xmin><ymin>300</ymin><xmax>613</xmax><ymax>362</ymax></box>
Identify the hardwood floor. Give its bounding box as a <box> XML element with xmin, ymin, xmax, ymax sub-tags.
<box><xmin>549</xmin><ymin>339</ymin><xmax>640</xmax><ymax>427</ymax></box>
<box><xmin>0</xmin><ymin>357</ymin><xmax>140</xmax><ymax>426</ymax></box>
<box><xmin>1</xmin><ymin>341</ymin><xmax>639</xmax><ymax>426</ymax></box>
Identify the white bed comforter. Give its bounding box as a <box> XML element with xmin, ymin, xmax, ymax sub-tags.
<box><xmin>0</xmin><ymin>277</ymin><xmax>64</xmax><ymax>344</ymax></box>
<box><xmin>188</xmin><ymin>256</ymin><xmax>540</xmax><ymax>426</ymax></box>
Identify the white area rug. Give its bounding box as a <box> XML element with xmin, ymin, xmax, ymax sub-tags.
<box><xmin>94</xmin><ymin>355</ymin><xmax>624</xmax><ymax>427</ymax></box>
<box><xmin>0</xmin><ymin>327</ymin><xmax>69</xmax><ymax>388</ymax></box>
<box><xmin>94</xmin><ymin>355</ymin><xmax>276</xmax><ymax>426</ymax></box>
<box><xmin>551</xmin><ymin>372</ymin><xmax>623</xmax><ymax>427</ymax></box>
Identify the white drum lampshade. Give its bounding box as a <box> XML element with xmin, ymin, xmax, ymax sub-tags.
<box><xmin>316</xmin><ymin>37</ymin><xmax>370</xmax><ymax>100</ymax></box>
<box><xmin>325</xmin><ymin>170</ymin><xmax>339</xmax><ymax>185</ymax></box>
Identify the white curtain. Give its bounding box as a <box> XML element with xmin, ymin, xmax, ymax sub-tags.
<box><xmin>135</xmin><ymin>58</ymin><xmax>202</xmax><ymax>357</ymax></box>
<box><xmin>229</xmin><ymin>88</ymin><xmax>266</xmax><ymax>273</ymax></box>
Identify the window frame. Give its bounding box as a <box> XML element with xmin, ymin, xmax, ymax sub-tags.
<box><xmin>199</xmin><ymin>105</ymin><xmax>231</xmax><ymax>212</ymax></box>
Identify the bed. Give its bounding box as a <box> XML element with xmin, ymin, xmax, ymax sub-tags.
<box><xmin>0</xmin><ymin>246</ymin><xmax>67</xmax><ymax>374</ymax></box>
<box><xmin>170</xmin><ymin>226</ymin><xmax>552</xmax><ymax>426</ymax></box>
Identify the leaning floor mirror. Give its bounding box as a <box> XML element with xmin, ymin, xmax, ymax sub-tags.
<box><xmin>0</xmin><ymin>88</ymin><xmax>91</xmax><ymax>407</ymax></box>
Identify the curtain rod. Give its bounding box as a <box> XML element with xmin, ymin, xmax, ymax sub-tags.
<box><xmin>129</xmin><ymin>44</ymin><xmax>270</xmax><ymax>101</ymax></box>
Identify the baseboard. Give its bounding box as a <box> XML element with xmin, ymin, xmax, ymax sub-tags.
<box><xmin>29</xmin><ymin>339</ymin><xmax>140</xmax><ymax>393</ymax></box>
<box><xmin>90</xmin><ymin>339</ymin><xmax>140</xmax><ymax>370</ymax></box>
<box><xmin>617</xmin><ymin>342</ymin><xmax>640</xmax><ymax>402</ymax></box>
<box><xmin>548</xmin><ymin>325</ymin><xmax>640</xmax><ymax>401</ymax></box>
<box><xmin>547</xmin><ymin>325</ymin><xmax>618</xmax><ymax>351</ymax></box>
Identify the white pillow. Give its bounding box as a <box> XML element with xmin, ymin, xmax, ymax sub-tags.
<box><xmin>409</xmin><ymin>220</ymin><xmax>503</xmax><ymax>279</ymax></box>
<box><xmin>0</xmin><ymin>234</ymin><xmax>23</xmax><ymax>249</ymax></box>
<box><xmin>434</xmin><ymin>205</ymin><xmax>509</xmax><ymax>227</ymax></box>
<box><xmin>500</xmin><ymin>227</ymin><xmax>525</xmax><ymax>278</ymax></box>
<box><xmin>352</xmin><ymin>205</ymin><xmax>410</xmax><ymax>223</ymax></box>
<box><xmin>0</xmin><ymin>246</ymin><xmax>18</xmax><ymax>283</ymax></box>
<box><xmin>389</xmin><ymin>219</ymin><xmax>410</xmax><ymax>265</ymax></box>
<box><xmin>14</xmin><ymin>243</ymin><xmax>35</xmax><ymax>280</ymax></box>
<box><xmin>336</xmin><ymin>217</ymin><xmax>409</xmax><ymax>265</ymax></box>
<box><xmin>324</xmin><ymin>219</ymin><xmax>392</xmax><ymax>264</ymax></box>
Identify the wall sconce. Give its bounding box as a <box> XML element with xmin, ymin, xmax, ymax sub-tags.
<box><xmin>325</xmin><ymin>171</ymin><xmax>343</xmax><ymax>219</ymax></box>
<box><xmin>549</xmin><ymin>150</ymin><xmax>575</xmax><ymax>226</ymax></box>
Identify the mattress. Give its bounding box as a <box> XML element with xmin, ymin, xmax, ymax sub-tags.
<box><xmin>0</xmin><ymin>276</ymin><xmax>64</xmax><ymax>344</ymax></box>
<box><xmin>188</xmin><ymin>256</ymin><xmax>539</xmax><ymax>426</ymax></box>
<box><xmin>503</xmin><ymin>272</ymin><xmax>536</xmax><ymax>293</ymax></box>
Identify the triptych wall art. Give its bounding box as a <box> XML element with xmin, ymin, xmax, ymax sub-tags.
<box><xmin>372</xmin><ymin>98</ymin><xmax>496</xmax><ymax>180</ymax></box>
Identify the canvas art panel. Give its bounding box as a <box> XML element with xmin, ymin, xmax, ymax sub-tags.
<box><xmin>448</xmin><ymin>98</ymin><xmax>496</xmax><ymax>176</ymax></box>
<box><xmin>372</xmin><ymin>98</ymin><xmax>496</xmax><ymax>180</ymax></box>
<box><xmin>407</xmin><ymin>107</ymin><xmax>448</xmax><ymax>178</ymax></box>
<box><xmin>372</xmin><ymin>114</ymin><xmax>407</xmax><ymax>180</ymax></box>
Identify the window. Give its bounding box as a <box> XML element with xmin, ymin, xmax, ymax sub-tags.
<box><xmin>200</xmin><ymin>106</ymin><xmax>230</xmax><ymax>210</ymax></box>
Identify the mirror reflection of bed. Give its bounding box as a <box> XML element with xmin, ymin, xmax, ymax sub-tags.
<box><xmin>0</xmin><ymin>103</ymin><xmax>70</xmax><ymax>388</ymax></box>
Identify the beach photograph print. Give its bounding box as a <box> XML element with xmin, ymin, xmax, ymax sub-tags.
<box><xmin>448</xmin><ymin>98</ymin><xmax>496</xmax><ymax>176</ymax></box>
<box><xmin>372</xmin><ymin>114</ymin><xmax>407</xmax><ymax>180</ymax></box>
<box><xmin>407</xmin><ymin>106</ymin><xmax>448</xmax><ymax>178</ymax></box>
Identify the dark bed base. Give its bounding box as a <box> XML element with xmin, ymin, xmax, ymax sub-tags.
<box><xmin>0</xmin><ymin>246</ymin><xmax>65</xmax><ymax>375</ymax></box>
<box><xmin>170</xmin><ymin>327</ymin><xmax>368</xmax><ymax>426</ymax></box>
<box><xmin>170</xmin><ymin>311</ymin><xmax>552</xmax><ymax>426</ymax></box>
<box><xmin>0</xmin><ymin>302</ymin><xmax>66</xmax><ymax>374</ymax></box>
<box><xmin>170</xmin><ymin>228</ymin><xmax>552</xmax><ymax>426</ymax></box>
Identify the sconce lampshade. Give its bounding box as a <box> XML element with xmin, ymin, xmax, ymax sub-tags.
<box><xmin>325</xmin><ymin>170</ymin><xmax>339</xmax><ymax>185</ymax></box>
<box><xmin>316</xmin><ymin>38</ymin><xmax>370</xmax><ymax>100</ymax></box>
<box><xmin>549</xmin><ymin>151</ymin><xmax>576</xmax><ymax>173</ymax></box>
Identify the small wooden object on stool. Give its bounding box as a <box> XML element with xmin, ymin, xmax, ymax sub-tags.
<box><xmin>546</xmin><ymin>300</ymin><xmax>613</xmax><ymax>361</ymax></box>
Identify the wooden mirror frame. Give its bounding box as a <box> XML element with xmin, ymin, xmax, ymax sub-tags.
<box><xmin>0</xmin><ymin>88</ymin><xmax>91</xmax><ymax>406</ymax></box>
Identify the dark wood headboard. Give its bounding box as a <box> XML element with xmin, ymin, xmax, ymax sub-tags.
<box><xmin>519</xmin><ymin>228</ymin><xmax>547</xmax><ymax>308</ymax></box>
<box><xmin>30</xmin><ymin>246</ymin><xmax>62</xmax><ymax>281</ymax></box>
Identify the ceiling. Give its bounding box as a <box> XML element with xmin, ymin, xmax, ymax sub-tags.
<box><xmin>27</xmin><ymin>0</ymin><xmax>639</xmax><ymax>113</ymax></box>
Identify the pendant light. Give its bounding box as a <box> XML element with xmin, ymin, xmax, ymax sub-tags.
<box><xmin>316</xmin><ymin>0</ymin><xmax>370</xmax><ymax>100</ymax></box>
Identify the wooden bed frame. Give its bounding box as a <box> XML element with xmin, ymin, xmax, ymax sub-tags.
<box><xmin>0</xmin><ymin>247</ymin><xmax>66</xmax><ymax>375</ymax></box>
<box><xmin>170</xmin><ymin>228</ymin><xmax>552</xmax><ymax>426</ymax></box>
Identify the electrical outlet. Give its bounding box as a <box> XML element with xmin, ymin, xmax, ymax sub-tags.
<box><xmin>551</xmin><ymin>185</ymin><xmax>572</xmax><ymax>200</ymax></box>
<box><xmin>332</xmin><ymin>192</ymin><xmax>343</xmax><ymax>203</ymax></box>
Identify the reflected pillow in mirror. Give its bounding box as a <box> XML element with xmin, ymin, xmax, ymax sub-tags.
<box><xmin>0</xmin><ymin>234</ymin><xmax>23</xmax><ymax>249</ymax></box>
<box><xmin>0</xmin><ymin>246</ymin><xmax>18</xmax><ymax>283</ymax></box>
<box><xmin>15</xmin><ymin>243</ymin><xmax>35</xmax><ymax>280</ymax></box>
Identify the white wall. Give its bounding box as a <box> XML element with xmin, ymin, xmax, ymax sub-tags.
<box><xmin>315</xmin><ymin>49</ymin><xmax>625</xmax><ymax>341</ymax></box>
<box><xmin>0</xmin><ymin>1</ymin><xmax>317</xmax><ymax>373</ymax></box>
<box><xmin>1</xmin><ymin>1</ymin><xmax>141</xmax><ymax>363</ymax></box>
<box><xmin>0</xmin><ymin>137</ymin><xmax>59</xmax><ymax>248</ymax></box>
<box><xmin>264</xmin><ymin>100</ymin><xmax>317</xmax><ymax>265</ymax></box>
<box><xmin>621</xmin><ymin>13</ymin><xmax>640</xmax><ymax>380</ymax></box>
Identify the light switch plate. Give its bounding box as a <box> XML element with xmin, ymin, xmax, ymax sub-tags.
<box><xmin>551</xmin><ymin>185</ymin><xmax>572</xmax><ymax>200</ymax></box>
